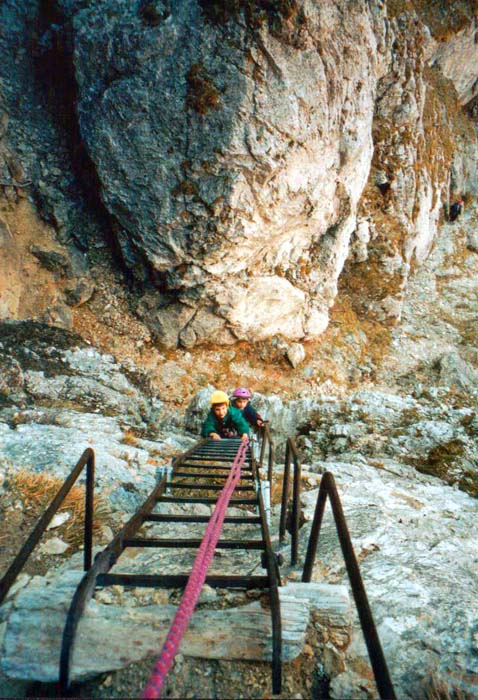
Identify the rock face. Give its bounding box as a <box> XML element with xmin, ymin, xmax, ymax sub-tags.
<box><xmin>69</xmin><ymin>0</ymin><xmax>380</xmax><ymax>344</ymax></box>
<box><xmin>66</xmin><ymin>0</ymin><xmax>478</xmax><ymax>345</ymax></box>
<box><xmin>0</xmin><ymin>321</ymin><xmax>194</xmax><ymax>510</ymax></box>
<box><xmin>1</xmin><ymin>1</ymin><xmax>478</xmax><ymax>345</ymax></box>
<box><xmin>427</xmin><ymin>16</ymin><xmax>478</xmax><ymax>106</ymax></box>
<box><xmin>0</xmin><ymin>1</ymin><xmax>105</xmax><ymax>251</ymax></box>
<box><xmin>297</xmin><ymin>388</ymin><xmax>478</xmax><ymax>496</ymax></box>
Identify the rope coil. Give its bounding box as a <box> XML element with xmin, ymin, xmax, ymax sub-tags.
<box><xmin>142</xmin><ymin>439</ymin><xmax>249</xmax><ymax>699</ymax></box>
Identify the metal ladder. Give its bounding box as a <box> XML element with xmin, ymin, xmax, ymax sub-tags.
<box><xmin>59</xmin><ymin>437</ymin><xmax>282</xmax><ymax>695</ymax></box>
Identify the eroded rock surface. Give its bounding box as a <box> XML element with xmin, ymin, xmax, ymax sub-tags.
<box><xmin>1</xmin><ymin>1</ymin><xmax>478</xmax><ymax>346</ymax></box>
<box><xmin>0</xmin><ymin>321</ymin><xmax>193</xmax><ymax>510</ymax></box>
<box><xmin>295</xmin><ymin>458</ymin><xmax>478</xmax><ymax>700</ymax></box>
<box><xmin>65</xmin><ymin>0</ymin><xmax>477</xmax><ymax>345</ymax></box>
<box><xmin>0</xmin><ymin>573</ymin><xmax>350</xmax><ymax>682</ymax></box>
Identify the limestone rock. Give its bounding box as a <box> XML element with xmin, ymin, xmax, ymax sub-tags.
<box><xmin>3</xmin><ymin>1</ymin><xmax>478</xmax><ymax>346</ymax></box>
<box><xmin>439</xmin><ymin>352</ymin><xmax>478</xmax><ymax>393</ymax></box>
<box><xmin>29</xmin><ymin>245</ymin><xmax>72</xmax><ymax>277</ymax></box>
<box><xmin>466</xmin><ymin>230</ymin><xmax>478</xmax><ymax>252</ymax></box>
<box><xmin>299</xmin><ymin>456</ymin><xmax>478</xmax><ymax>700</ymax></box>
<box><xmin>67</xmin><ymin>0</ymin><xmax>383</xmax><ymax>344</ymax></box>
<box><xmin>286</xmin><ymin>343</ymin><xmax>306</xmax><ymax>369</ymax></box>
<box><xmin>0</xmin><ymin>321</ymin><xmax>194</xmax><ymax>510</ymax></box>
<box><xmin>46</xmin><ymin>512</ymin><xmax>71</xmax><ymax>530</ymax></box>
<box><xmin>63</xmin><ymin>278</ymin><xmax>96</xmax><ymax>307</ymax></box>
<box><xmin>38</xmin><ymin>537</ymin><xmax>70</xmax><ymax>555</ymax></box>
<box><xmin>0</xmin><ymin>3</ymin><xmax>105</xmax><ymax>256</ymax></box>
<box><xmin>197</xmin><ymin>584</ymin><xmax>217</xmax><ymax>605</ymax></box>
<box><xmin>428</xmin><ymin>20</ymin><xmax>478</xmax><ymax>106</ymax></box>
<box><xmin>0</xmin><ymin>576</ymin><xmax>348</xmax><ymax>682</ymax></box>
<box><xmin>303</xmin><ymin>389</ymin><xmax>478</xmax><ymax>494</ymax></box>
<box><xmin>41</xmin><ymin>302</ymin><xmax>74</xmax><ymax>331</ymax></box>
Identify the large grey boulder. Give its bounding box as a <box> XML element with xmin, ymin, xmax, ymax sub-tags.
<box><xmin>67</xmin><ymin>0</ymin><xmax>478</xmax><ymax>346</ymax></box>
<box><xmin>69</xmin><ymin>0</ymin><xmax>383</xmax><ymax>345</ymax></box>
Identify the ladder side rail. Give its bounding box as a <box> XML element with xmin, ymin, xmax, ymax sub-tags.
<box><xmin>0</xmin><ymin>448</ymin><xmax>95</xmax><ymax>606</ymax></box>
<box><xmin>288</xmin><ymin>439</ymin><xmax>301</xmax><ymax>567</ymax></box>
<box><xmin>259</xmin><ymin>422</ymin><xmax>274</xmax><ymax>482</ymax></box>
<box><xmin>279</xmin><ymin>440</ymin><xmax>291</xmax><ymax>543</ymax></box>
<box><xmin>171</xmin><ymin>438</ymin><xmax>207</xmax><ymax>469</ymax></box>
<box><xmin>252</xmin><ymin>455</ymin><xmax>282</xmax><ymax>696</ymax></box>
<box><xmin>258</xmin><ymin>424</ymin><xmax>267</xmax><ymax>467</ymax></box>
<box><xmin>267</xmin><ymin>427</ymin><xmax>275</xmax><ymax>484</ymax></box>
<box><xmin>301</xmin><ymin>471</ymin><xmax>396</xmax><ymax>700</ymax></box>
<box><xmin>278</xmin><ymin>439</ymin><xmax>302</xmax><ymax>565</ymax></box>
<box><xmin>84</xmin><ymin>450</ymin><xmax>95</xmax><ymax>571</ymax></box>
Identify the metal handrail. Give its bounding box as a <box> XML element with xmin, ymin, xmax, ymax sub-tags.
<box><xmin>0</xmin><ymin>448</ymin><xmax>95</xmax><ymax>606</ymax></box>
<box><xmin>302</xmin><ymin>470</ymin><xmax>396</xmax><ymax>700</ymax></box>
<box><xmin>251</xmin><ymin>439</ymin><xmax>282</xmax><ymax>695</ymax></box>
<box><xmin>279</xmin><ymin>438</ymin><xmax>301</xmax><ymax>565</ymax></box>
<box><xmin>258</xmin><ymin>421</ymin><xmax>275</xmax><ymax>483</ymax></box>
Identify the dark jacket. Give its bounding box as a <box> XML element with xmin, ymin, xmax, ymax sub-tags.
<box><xmin>449</xmin><ymin>201</ymin><xmax>462</xmax><ymax>221</ymax></box>
<box><xmin>233</xmin><ymin>401</ymin><xmax>263</xmax><ymax>428</ymax></box>
<box><xmin>201</xmin><ymin>405</ymin><xmax>250</xmax><ymax>438</ymax></box>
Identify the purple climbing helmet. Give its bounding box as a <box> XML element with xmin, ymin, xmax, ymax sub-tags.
<box><xmin>233</xmin><ymin>387</ymin><xmax>251</xmax><ymax>399</ymax></box>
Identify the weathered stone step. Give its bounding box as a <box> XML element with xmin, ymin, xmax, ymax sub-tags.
<box><xmin>0</xmin><ymin>573</ymin><xmax>351</xmax><ymax>683</ymax></box>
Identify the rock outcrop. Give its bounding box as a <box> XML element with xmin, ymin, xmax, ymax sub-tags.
<box><xmin>2</xmin><ymin>1</ymin><xmax>477</xmax><ymax>346</ymax></box>
<box><xmin>0</xmin><ymin>321</ymin><xmax>193</xmax><ymax>510</ymax></box>
<box><xmin>296</xmin><ymin>457</ymin><xmax>478</xmax><ymax>700</ymax></box>
<box><xmin>297</xmin><ymin>388</ymin><xmax>478</xmax><ymax>496</ymax></box>
<box><xmin>0</xmin><ymin>573</ymin><xmax>351</xmax><ymax>682</ymax></box>
<box><xmin>67</xmin><ymin>0</ymin><xmax>478</xmax><ymax>344</ymax></box>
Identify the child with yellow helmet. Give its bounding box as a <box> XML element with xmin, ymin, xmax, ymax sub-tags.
<box><xmin>201</xmin><ymin>390</ymin><xmax>250</xmax><ymax>441</ymax></box>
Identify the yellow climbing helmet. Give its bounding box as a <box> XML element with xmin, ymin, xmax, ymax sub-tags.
<box><xmin>210</xmin><ymin>390</ymin><xmax>229</xmax><ymax>405</ymax></box>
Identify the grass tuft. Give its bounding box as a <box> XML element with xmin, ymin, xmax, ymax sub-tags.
<box><xmin>6</xmin><ymin>469</ymin><xmax>112</xmax><ymax>547</ymax></box>
<box><xmin>423</xmin><ymin>672</ymin><xmax>471</xmax><ymax>700</ymax></box>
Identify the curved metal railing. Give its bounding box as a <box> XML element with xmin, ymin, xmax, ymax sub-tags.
<box><xmin>0</xmin><ymin>448</ymin><xmax>95</xmax><ymax>606</ymax></box>
<box><xmin>302</xmin><ymin>470</ymin><xmax>396</xmax><ymax>700</ymax></box>
<box><xmin>59</xmin><ymin>475</ymin><xmax>167</xmax><ymax>693</ymax></box>
<box><xmin>279</xmin><ymin>438</ymin><xmax>301</xmax><ymax>565</ymax></box>
<box><xmin>258</xmin><ymin>421</ymin><xmax>275</xmax><ymax>483</ymax></box>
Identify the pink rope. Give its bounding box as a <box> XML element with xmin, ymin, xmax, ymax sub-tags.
<box><xmin>142</xmin><ymin>439</ymin><xmax>250</xmax><ymax>699</ymax></box>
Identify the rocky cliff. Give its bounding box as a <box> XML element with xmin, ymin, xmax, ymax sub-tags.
<box><xmin>1</xmin><ymin>2</ymin><xmax>478</xmax><ymax>699</ymax></box>
<box><xmin>1</xmin><ymin>0</ymin><xmax>477</xmax><ymax>347</ymax></box>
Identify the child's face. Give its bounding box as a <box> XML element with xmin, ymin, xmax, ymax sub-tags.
<box><xmin>213</xmin><ymin>403</ymin><xmax>228</xmax><ymax>419</ymax></box>
<box><xmin>235</xmin><ymin>397</ymin><xmax>249</xmax><ymax>410</ymax></box>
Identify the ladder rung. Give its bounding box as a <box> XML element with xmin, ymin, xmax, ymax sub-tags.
<box><xmin>144</xmin><ymin>513</ymin><xmax>262</xmax><ymax>524</ymax></box>
<box><xmin>185</xmin><ymin>456</ymin><xmax>250</xmax><ymax>463</ymax></box>
<box><xmin>157</xmin><ymin>496</ymin><xmax>258</xmax><ymax>505</ymax></box>
<box><xmin>123</xmin><ymin>538</ymin><xmax>265</xmax><ymax>550</ymax></box>
<box><xmin>96</xmin><ymin>573</ymin><xmax>269</xmax><ymax>589</ymax></box>
<box><xmin>179</xmin><ymin>462</ymin><xmax>252</xmax><ymax>470</ymax></box>
<box><xmin>173</xmin><ymin>471</ymin><xmax>254</xmax><ymax>480</ymax></box>
<box><xmin>169</xmin><ymin>483</ymin><xmax>255</xmax><ymax>491</ymax></box>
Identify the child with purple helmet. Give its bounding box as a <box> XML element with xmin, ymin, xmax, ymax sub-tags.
<box><xmin>231</xmin><ymin>387</ymin><xmax>264</xmax><ymax>428</ymax></box>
